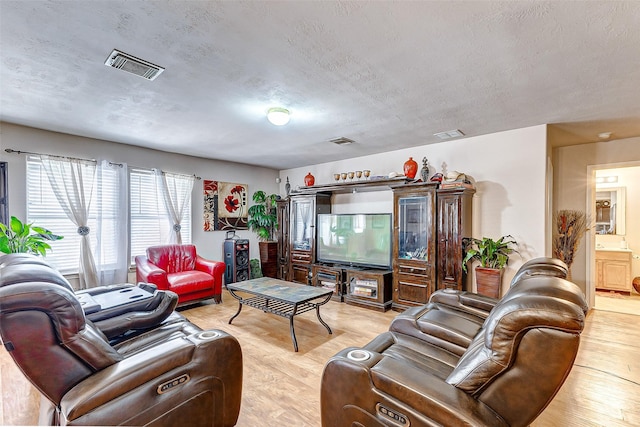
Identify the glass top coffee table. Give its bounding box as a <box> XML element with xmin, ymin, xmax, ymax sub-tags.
<box><xmin>226</xmin><ymin>277</ymin><xmax>333</xmax><ymax>352</ymax></box>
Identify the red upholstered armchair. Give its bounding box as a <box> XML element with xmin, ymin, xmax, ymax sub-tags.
<box><xmin>136</xmin><ymin>244</ymin><xmax>225</xmax><ymax>305</ymax></box>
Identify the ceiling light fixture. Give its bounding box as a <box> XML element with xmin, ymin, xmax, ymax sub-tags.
<box><xmin>267</xmin><ymin>107</ymin><xmax>290</xmax><ymax>126</ymax></box>
<box><xmin>596</xmin><ymin>176</ymin><xmax>618</xmax><ymax>184</ymax></box>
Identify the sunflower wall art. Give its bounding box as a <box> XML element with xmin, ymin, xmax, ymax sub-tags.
<box><xmin>203</xmin><ymin>180</ymin><xmax>248</xmax><ymax>231</ymax></box>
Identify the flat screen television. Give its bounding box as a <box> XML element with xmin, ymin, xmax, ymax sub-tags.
<box><xmin>316</xmin><ymin>213</ymin><xmax>392</xmax><ymax>269</ymax></box>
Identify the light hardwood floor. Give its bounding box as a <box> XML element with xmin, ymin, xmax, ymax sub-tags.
<box><xmin>1</xmin><ymin>290</ymin><xmax>639</xmax><ymax>426</ymax></box>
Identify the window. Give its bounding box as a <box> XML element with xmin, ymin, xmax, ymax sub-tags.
<box><xmin>26</xmin><ymin>158</ymin><xmax>192</xmax><ymax>274</ymax></box>
<box><xmin>129</xmin><ymin>168</ymin><xmax>191</xmax><ymax>263</ymax></box>
<box><xmin>26</xmin><ymin>156</ymin><xmax>101</xmax><ymax>273</ymax></box>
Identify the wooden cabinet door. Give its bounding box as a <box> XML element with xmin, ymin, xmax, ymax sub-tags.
<box><xmin>595</xmin><ymin>250</ymin><xmax>632</xmax><ymax>292</ymax></box>
<box><xmin>603</xmin><ymin>262</ymin><xmax>630</xmax><ymax>291</ymax></box>
<box><xmin>391</xmin><ymin>185</ymin><xmax>437</xmax><ymax>310</ymax></box>
<box><xmin>276</xmin><ymin>199</ymin><xmax>290</xmax><ymax>281</ymax></box>
<box><xmin>288</xmin><ymin>194</ymin><xmax>331</xmax><ymax>283</ymax></box>
<box><xmin>437</xmin><ymin>194</ymin><xmax>461</xmax><ymax>287</ymax></box>
<box><xmin>436</xmin><ymin>188</ymin><xmax>474</xmax><ymax>291</ymax></box>
<box><xmin>291</xmin><ymin>264</ymin><xmax>311</xmax><ymax>285</ymax></box>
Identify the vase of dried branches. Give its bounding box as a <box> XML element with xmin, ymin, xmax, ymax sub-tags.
<box><xmin>552</xmin><ymin>209</ymin><xmax>588</xmax><ymax>281</ymax></box>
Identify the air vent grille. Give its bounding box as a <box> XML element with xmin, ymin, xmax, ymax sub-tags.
<box><xmin>330</xmin><ymin>137</ymin><xmax>355</xmax><ymax>146</ymax></box>
<box><xmin>105</xmin><ymin>49</ymin><xmax>164</xmax><ymax>81</ymax></box>
<box><xmin>434</xmin><ymin>129</ymin><xmax>464</xmax><ymax>140</ymax></box>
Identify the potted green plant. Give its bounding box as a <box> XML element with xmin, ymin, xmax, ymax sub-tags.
<box><xmin>0</xmin><ymin>216</ymin><xmax>63</xmax><ymax>256</ymax></box>
<box><xmin>462</xmin><ymin>235</ymin><xmax>518</xmax><ymax>298</ymax></box>
<box><xmin>247</xmin><ymin>190</ymin><xmax>278</xmax><ymax>278</ymax></box>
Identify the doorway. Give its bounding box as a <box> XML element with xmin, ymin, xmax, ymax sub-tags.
<box><xmin>588</xmin><ymin>163</ymin><xmax>640</xmax><ymax>315</ymax></box>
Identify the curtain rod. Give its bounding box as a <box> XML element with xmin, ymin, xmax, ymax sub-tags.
<box><xmin>4</xmin><ymin>148</ymin><xmax>123</xmax><ymax>167</ymax></box>
<box><xmin>5</xmin><ymin>148</ymin><xmax>200</xmax><ymax>179</ymax></box>
<box><xmin>151</xmin><ymin>167</ymin><xmax>201</xmax><ymax>180</ymax></box>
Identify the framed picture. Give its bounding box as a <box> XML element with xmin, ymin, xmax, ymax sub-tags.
<box><xmin>203</xmin><ymin>180</ymin><xmax>248</xmax><ymax>231</ymax></box>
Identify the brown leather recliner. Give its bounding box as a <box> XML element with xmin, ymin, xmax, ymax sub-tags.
<box><xmin>136</xmin><ymin>244</ymin><xmax>225</xmax><ymax>305</ymax></box>
<box><xmin>388</xmin><ymin>258</ymin><xmax>586</xmax><ymax>357</ymax></box>
<box><xmin>321</xmin><ymin>271</ymin><xmax>586</xmax><ymax>427</ymax></box>
<box><xmin>0</xmin><ymin>254</ymin><xmax>243</xmax><ymax>426</ymax></box>
<box><xmin>0</xmin><ymin>252</ymin><xmax>180</xmax><ymax>343</ymax></box>
<box><xmin>426</xmin><ymin>256</ymin><xmax>570</xmax><ymax>322</ymax></box>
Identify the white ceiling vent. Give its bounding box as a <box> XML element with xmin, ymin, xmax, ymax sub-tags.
<box><xmin>434</xmin><ymin>129</ymin><xmax>465</xmax><ymax>140</ymax></box>
<box><xmin>105</xmin><ymin>49</ymin><xmax>164</xmax><ymax>81</ymax></box>
<box><xmin>330</xmin><ymin>137</ymin><xmax>355</xmax><ymax>146</ymax></box>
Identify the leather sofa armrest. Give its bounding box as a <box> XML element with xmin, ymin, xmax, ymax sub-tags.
<box><xmin>322</xmin><ymin>349</ymin><xmax>508</xmax><ymax>427</ymax></box>
<box><xmin>135</xmin><ymin>255</ymin><xmax>170</xmax><ymax>290</ymax></box>
<box><xmin>59</xmin><ymin>329</ymin><xmax>242</xmax><ymax>425</ymax></box>
<box><xmin>195</xmin><ymin>255</ymin><xmax>225</xmax><ymax>280</ymax></box>
<box><xmin>370</xmin><ymin>356</ymin><xmax>508</xmax><ymax>426</ymax></box>
<box><xmin>88</xmin><ymin>291</ymin><xmax>179</xmax><ymax>339</ymax></box>
<box><xmin>430</xmin><ymin>289</ymin><xmax>498</xmax><ymax>319</ymax></box>
<box><xmin>60</xmin><ymin>337</ymin><xmax>194</xmax><ymax>420</ymax></box>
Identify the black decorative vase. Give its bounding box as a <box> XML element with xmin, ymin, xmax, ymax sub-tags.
<box><xmin>420</xmin><ymin>157</ymin><xmax>429</xmax><ymax>182</ymax></box>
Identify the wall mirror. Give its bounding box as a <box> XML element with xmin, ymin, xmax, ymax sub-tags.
<box><xmin>595</xmin><ymin>186</ymin><xmax>626</xmax><ymax>235</ymax></box>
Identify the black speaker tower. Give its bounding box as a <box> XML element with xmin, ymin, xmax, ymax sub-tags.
<box><xmin>224</xmin><ymin>239</ymin><xmax>250</xmax><ymax>284</ymax></box>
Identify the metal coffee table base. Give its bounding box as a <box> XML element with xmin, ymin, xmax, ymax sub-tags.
<box><xmin>227</xmin><ymin>283</ymin><xmax>333</xmax><ymax>352</ymax></box>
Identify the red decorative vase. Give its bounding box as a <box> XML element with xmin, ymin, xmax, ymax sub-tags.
<box><xmin>403</xmin><ymin>157</ymin><xmax>418</xmax><ymax>179</ymax></box>
<box><xmin>304</xmin><ymin>172</ymin><xmax>315</xmax><ymax>186</ymax></box>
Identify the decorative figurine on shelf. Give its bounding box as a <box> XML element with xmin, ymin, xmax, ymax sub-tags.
<box><xmin>420</xmin><ymin>157</ymin><xmax>429</xmax><ymax>182</ymax></box>
<box><xmin>304</xmin><ymin>172</ymin><xmax>315</xmax><ymax>187</ymax></box>
<box><xmin>285</xmin><ymin>177</ymin><xmax>291</xmax><ymax>196</ymax></box>
<box><xmin>403</xmin><ymin>157</ymin><xmax>418</xmax><ymax>179</ymax></box>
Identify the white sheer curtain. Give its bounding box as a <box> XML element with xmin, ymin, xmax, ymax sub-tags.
<box><xmin>155</xmin><ymin>169</ymin><xmax>195</xmax><ymax>244</ymax></box>
<box><xmin>94</xmin><ymin>160</ymin><xmax>129</xmax><ymax>284</ymax></box>
<box><xmin>40</xmin><ymin>155</ymin><xmax>98</xmax><ymax>288</ymax></box>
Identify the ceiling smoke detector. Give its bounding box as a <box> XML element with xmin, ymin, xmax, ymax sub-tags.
<box><xmin>330</xmin><ymin>137</ymin><xmax>355</xmax><ymax>146</ymax></box>
<box><xmin>434</xmin><ymin>129</ymin><xmax>465</xmax><ymax>140</ymax></box>
<box><xmin>105</xmin><ymin>49</ymin><xmax>164</xmax><ymax>81</ymax></box>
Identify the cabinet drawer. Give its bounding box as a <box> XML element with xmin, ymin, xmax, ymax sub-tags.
<box><xmin>291</xmin><ymin>250</ymin><xmax>312</xmax><ymax>264</ymax></box>
<box><xmin>596</xmin><ymin>250</ymin><xmax>631</xmax><ymax>262</ymax></box>
<box><xmin>394</xmin><ymin>275</ymin><xmax>431</xmax><ymax>304</ymax></box>
<box><xmin>291</xmin><ymin>265</ymin><xmax>311</xmax><ymax>284</ymax></box>
<box><xmin>395</xmin><ymin>262</ymin><xmax>431</xmax><ymax>277</ymax></box>
<box><xmin>439</xmin><ymin>280</ymin><xmax>461</xmax><ymax>291</ymax></box>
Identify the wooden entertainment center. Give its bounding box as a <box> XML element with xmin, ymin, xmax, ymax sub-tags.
<box><xmin>275</xmin><ymin>178</ymin><xmax>473</xmax><ymax>312</ymax></box>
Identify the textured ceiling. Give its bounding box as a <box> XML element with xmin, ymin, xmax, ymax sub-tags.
<box><xmin>1</xmin><ymin>1</ymin><xmax>639</xmax><ymax>170</ymax></box>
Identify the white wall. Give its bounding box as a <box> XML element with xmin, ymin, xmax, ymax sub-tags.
<box><xmin>280</xmin><ymin>125</ymin><xmax>549</xmax><ymax>294</ymax></box>
<box><xmin>0</xmin><ymin>122</ymin><xmax>280</xmax><ymax>264</ymax></box>
<box><xmin>553</xmin><ymin>136</ymin><xmax>640</xmax><ymax>295</ymax></box>
<box><xmin>1</xmin><ymin>122</ymin><xmax>551</xmax><ymax>297</ymax></box>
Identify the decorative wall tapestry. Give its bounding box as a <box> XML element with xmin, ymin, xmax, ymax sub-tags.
<box><xmin>203</xmin><ymin>180</ymin><xmax>248</xmax><ymax>231</ymax></box>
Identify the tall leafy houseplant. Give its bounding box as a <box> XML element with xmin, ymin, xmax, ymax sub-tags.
<box><xmin>0</xmin><ymin>216</ymin><xmax>63</xmax><ymax>256</ymax></box>
<box><xmin>463</xmin><ymin>235</ymin><xmax>518</xmax><ymax>298</ymax></box>
<box><xmin>247</xmin><ymin>191</ymin><xmax>278</xmax><ymax>278</ymax></box>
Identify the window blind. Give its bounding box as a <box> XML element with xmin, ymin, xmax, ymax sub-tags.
<box><xmin>129</xmin><ymin>168</ymin><xmax>191</xmax><ymax>263</ymax></box>
<box><xmin>26</xmin><ymin>157</ymin><xmax>192</xmax><ymax>274</ymax></box>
